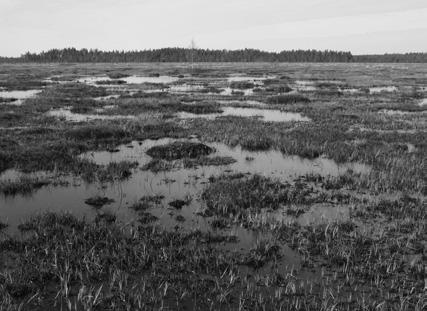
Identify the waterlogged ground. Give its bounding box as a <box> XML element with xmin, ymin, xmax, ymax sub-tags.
<box><xmin>0</xmin><ymin>138</ymin><xmax>368</xmax><ymax>232</ymax></box>
<box><xmin>0</xmin><ymin>63</ymin><xmax>425</xmax><ymax>310</ymax></box>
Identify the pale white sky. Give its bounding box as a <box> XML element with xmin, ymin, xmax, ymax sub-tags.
<box><xmin>1</xmin><ymin>0</ymin><xmax>426</xmax><ymax>57</ymax></box>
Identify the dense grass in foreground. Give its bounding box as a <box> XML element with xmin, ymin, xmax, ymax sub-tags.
<box><xmin>0</xmin><ymin>213</ymin><xmax>425</xmax><ymax>310</ymax></box>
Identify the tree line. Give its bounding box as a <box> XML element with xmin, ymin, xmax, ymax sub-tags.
<box><xmin>9</xmin><ymin>48</ymin><xmax>353</xmax><ymax>63</ymax></box>
<box><xmin>354</xmin><ymin>53</ymin><xmax>427</xmax><ymax>63</ymax></box>
<box><xmin>1</xmin><ymin>48</ymin><xmax>426</xmax><ymax>63</ymax></box>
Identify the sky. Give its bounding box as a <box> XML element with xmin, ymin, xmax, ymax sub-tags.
<box><xmin>1</xmin><ymin>0</ymin><xmax>426</xmax><ymax>57</ymax></box>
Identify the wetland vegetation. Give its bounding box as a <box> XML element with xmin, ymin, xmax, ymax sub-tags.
<box><xmin>0</xmin><ymin>63</ymin><xmax>425</xmax><ymax>310</ymax></box>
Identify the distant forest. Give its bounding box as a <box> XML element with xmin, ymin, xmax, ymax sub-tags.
<box><xmin>1</xmin><ymin>48</ymin><xmax>426</xmax><ymax>63</ymax></box>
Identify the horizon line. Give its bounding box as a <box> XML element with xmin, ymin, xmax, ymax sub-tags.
<box><xmin>1</xmin><ymin>47</ymin><xmax>427</xmax><ymax>58</ymax></box>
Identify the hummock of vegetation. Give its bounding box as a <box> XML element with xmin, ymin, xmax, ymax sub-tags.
<box><xmin>106</xmin><ymin>72</ymin><xmax>130</xmax><ymax>79</ymax></box>
<box><xmin>146</xmin><ymin>141</ymin><xmax>215</xmax><ymax>161</ymax></box>
<box><xmin>84</xmin><ymin>196</ymin><xmax>115</xmax><ymax>208</ymax></box>
<box><xmin>267</xmin><ymin>93</ymin><xmax>311</xmax><ymax>104</ymax></box>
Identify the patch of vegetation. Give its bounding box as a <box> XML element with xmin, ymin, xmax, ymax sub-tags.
<box><xmin>66</xmin><ymin>125</ymin><xmax>130</xmax><ymax>141</ymax></box>
<box><xmin>169</xmin><ymin>198</ymin><xmax>191</xmax><ymax>209</ymax></box>
<box><xmin>0</xmin><ymin>176</ymin><xmax>51</xmax><ymax>196</ymax></box>
<box><xmin>267</xmin><ymin>94</ymin><xmax>310</xmax><ymax>104</ymax></box>
<box><xmin>142</xmin><ymin>122</ymin><xmax>187</xmax><ymax>140</ymax></box>
<box><xmin>182</xmin><ymin>156</ymin><xmax>236</xmax><ymax>168</ymax></box>
<box><xmin>129</xmin><ymin>195</ymin><xmax>164</xmax><ymax>211</ymax></box>
<box><xmin>95</xmin><ymin>79</ymin><xmax>126</xmax><ymax>85</ymax></box>
<box><xmin>242</xmin><ymin>240</ymin><xmax>280</xmax><ymax>269</ymax></box>
<box><xmin>107</xmin><ymin>72</ymin><xmax>130</xmax><ymax>79</ymax></box>
<box><xmin>146</xmin><ymin>141</ymin><xmax>214</xmax><ymax>160</ymax></box>
<box><xmin>240</xmin><ymin>135</ymin><xmax>273</xmax><ymax>151</ymax></box>
<box><xmin>230</xmin><ymin>81</ymin><xmax>255</xmax><ymax>89</ymax></box>
<box><xmin>202</xmin><ymin>174</ymin><xmax>315</xmax><ymax>221</ymax></box>
<box><xmin>138</xmin><ymin>212</ymin><xmax>159</xmax><ymax>224</ymax></box>
<box><xmin>179</xmin><ymin>102</ymin><xmax>223</xmax><ymax>114</ymax></box>
<box><xmin>84</xmin><ymin>196</ymin><xmax>115</xmax><ymax>208</ymax></box>
<box><xmin>141</xmin><ymin>158</ymin><xmax>176</xmax><ymax>172</ymax></box>
<box><xmin>0</xmin><ymin>221</ymin><xmax>8</xmax><ymax>231</ymax></box>
<box><xmin>0</xmin><ymin>97</ymin><xmax>18</xmax><ymax>103</ymax></box>
<box><xmin>81</xmin><ymin>161</ymin><xmax>138</xmax><ymax>183</ymax></box>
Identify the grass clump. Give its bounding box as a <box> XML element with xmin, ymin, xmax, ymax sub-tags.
<box><xmin>267</xmin><ymin>94</ymin><xmax>310</xmax><ymax>104</ymax></box>
<box><xmin>40</xmin><ymin>83</ymin><xmax>107</xmax><ymax>99</ymax></box>
<box><xmin>230</xmin><ymin>81</ymin><xmax>255</xmax><ymax>89</ymax></box>
<box><xmin>82</xmin><ymin>161</ymin><xmax>138</xmax><ymax>183</ymax></box>
<box><xmin>66</xmin><ymin>125</ymin><xmax>130</xmax><ymax>141</ymax></box>
<box><xmin>242</xmin><ymin>240</ymin><xmax>280</xmax><ymax>269</ymax></box>
<box><xmin>182</xmin><ymin>156</ymin><xmax>236</xmax><ymax>168</ymax></box>
<box><xmin>129</xmin><ymin>195</ymin><xmax>164</xmax><ymax>211</ymax></box>
<box><xmin>0</xmin><ymin>97</ymin><xmax>18</xmax><ymax>103</ymax></box>
<box><xmin>169</xmin><ymin>199</ymin><xmax>191</xmax><ymax>209</ymax></box>
<box><xmin>0</xmin><ymin>176</ymin><xmax>51</xmax><ymax>196</ymax></box>
<box><xmin>265</xmin><ymin>85</ymin><xmax>293</xmax><ymax>93</ymax></box>
<box><xmin>240</xmin><ymin>136</ymin><xmax>273</xmax><ymax>151</ymax></box>
<box><xmin>141</xmin><ymin>158</ymin><xmax>176</xmax><ymax>172</ymax></box>
<box><xmin>0</xmin><ymin>221</ymin><xmax>8</xmax><ymax>231</ymax></box>
<box><xmin>95</xmin><ymin>79</ymin><xmax>126</xmax><ymax>85</ymax></box>
<box><xmin>146</xmin><ymin>141</ymin><xmax>214</xmax><ymax>160</ymax></box>
<box><xmin>202</xmin><ymin>174</ymin><xmax>310</xmax><ymax>220</ymax></box>
<box><xmin>84</xmin><ymin>196</ymin><xmax>115</xmax><ymax>208</ymax></box>
<box><xmin>179</xmin><ymin>102</ymin><xmax>223</xmax><ymax>114</ymax></box>
<box><xmin>107</xmin><ymin>72</ymin><xmax>130</xmax><ymax>79</ymax></box>
<box><xmin>142</xmin><ymin>122</ymin><xmax>186</xmax><ymax>140</ymax></box>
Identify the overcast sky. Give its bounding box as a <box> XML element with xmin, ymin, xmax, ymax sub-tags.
<box><xmin>1</xmin><ymin>0</ymin><xmax>426</xmax><ymax>57</ymax></box>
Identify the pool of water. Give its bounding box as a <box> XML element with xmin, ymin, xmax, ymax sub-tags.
<box><xmin>379</xmin><ymin>109</ymin><xmax>422</xmax><ymax>116</ymax></box>
<box><xmin>178</xmin><ymin>107</ymin><xmax>311</xmax><ymax>122</ymax></box>
<box><xmin>169</xmin><ymin>84</ymin><xmax>206</xmax><ymax>93</ymax></box>
<box><xmin>0</xmin><ymin>138</ymin><xmax>369</xmax><ymax>233</ymax></box>
<box><xmin>77</xmin><ymin>75</ymin><xmax>179</xmax><ymax>85</ymax></box>
<box><xmin>94</xmin><ymin>95</ymin><xmax>120</xmax><ymax>101</ymax></box>
<box><xmin>227</xmin><ymin>75</ymin><xmax>274</xmax><ymax>82</ymax></box>
<box><xmin>47</xmin><ymin>108</ymin><xmax>136</xmax><ymax>122</ymax></box>
<box><xmin>369</xmin><ymin>86</ymin><xmax>398</xmax><ymax>94</ymax></box>
<box><xmin>418</xmin><ymin>98</ymin><xmax>427</xmax><ymax>107</ymax></box>
<box><xmin>220</xmin><ymin>87</ymin><xmax>254</xmax><ymax>96</ymax></box>
<box><xmin>0</xmin><ymin>89</ymin><xmax>41</xmax><ymax>105</ymax></box>
<box><xmin>340</xmin><ymin>88</ymin><xmax>362</xmax><ymax>94</ymax></box>
<box><xmin>294</xmin><ymin>80</ymin><xmax>317</xmax><ymax>92</ymax></box>
<box><xmin>0</xmin><ymin>138</ymin><xmax>371</xmax><ymax>274</ymax></box>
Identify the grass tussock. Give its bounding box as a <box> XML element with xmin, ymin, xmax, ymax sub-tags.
<box><xmin>0</xmin><ymin>176</ymin><xmax>51</xmax><ymax>196</ymax></box>
<box><xmin>146</xmin><ymin>141</ymin><xmax>214</xmax><ymax>161</ymax></box>
<box><xmin>267</xmin><ymin>94</ymin><xmax>310</xmax><ymax>104</ymax></box>
<box><xmin>202</xmin><ymin>174</ymin><xmax>314</xmax><ymax>220</ymax></box>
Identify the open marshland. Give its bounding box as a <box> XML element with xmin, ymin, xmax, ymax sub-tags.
<box><xmin>0</xmin><ymin>63</ymin><xmax>426</xmax><ymax>310</ymax></box>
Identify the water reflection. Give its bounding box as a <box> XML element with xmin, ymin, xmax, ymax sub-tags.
<box><xmin>1</xmin><ymin>139</ymin><xmax>370</xmax><ymax>234</ymax></box>
<box><xmin>177</xmin><ymin>107</ymin><xmax>311</xmax><ymax>122</ymax></box>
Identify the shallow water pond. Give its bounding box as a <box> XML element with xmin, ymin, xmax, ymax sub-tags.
<box><xmin>220</xmin><ymin>87</ymin><xmax>254</xmax><ymax>96</ymax></box>
<box><xmin>369</xmin><ymin>86</ymin><xmax>398</xmax><ymax>94</ymax></box>
<box><xmin>47</xmin><ymin>108</ymin><xmax>136</xmax><ymax>122</ymax></box>
<box><xmin>227</xmin><ymin>75</ymin><xmax>274</xmax><ymax>82</ymax></box>
<box><xmin>294</xmin><ymin>80</ymin><xmax>317</xmax><ymax>92</ymax></box>
<box><xmin>77</xmin><ymin>75</ymin><xmax>179</xmax><ymax>85</ymax></box>
<box><xmin>379</xmin><ymin>109</ymin><xmax>423</xmax><ymax>116</ymax></box>
<box><xmin>178</xmin><ymin>107</ymin><xmax>311</xmax><ymax>122</ymax></box>
<box><xmin>418</xmin><ymin>98</ymin><xmax>427</xmax><ymax>107</ymax></box>
<box><xmin>1</xmin><ymin>139</ymin><xmax>369</xmax><ymax>232</ymax></box>
<box><xmin>0</xmin><ymin>89</ymin><xmax>41</xmax><ymax>105</ymax></box>
<box><xmin>0</xmin><ymin>138</ymin><xmax>371</xmax><ymax>273</ymax></box>
<box><xmin>169</xmin><ymin>84</ymin><xmax>205</xmax><ymax>93</ymax></box>
<box><xmin>94</xmin><ymin>94</ymin><xmax>120</xmax><ymax>101</ymax></box>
